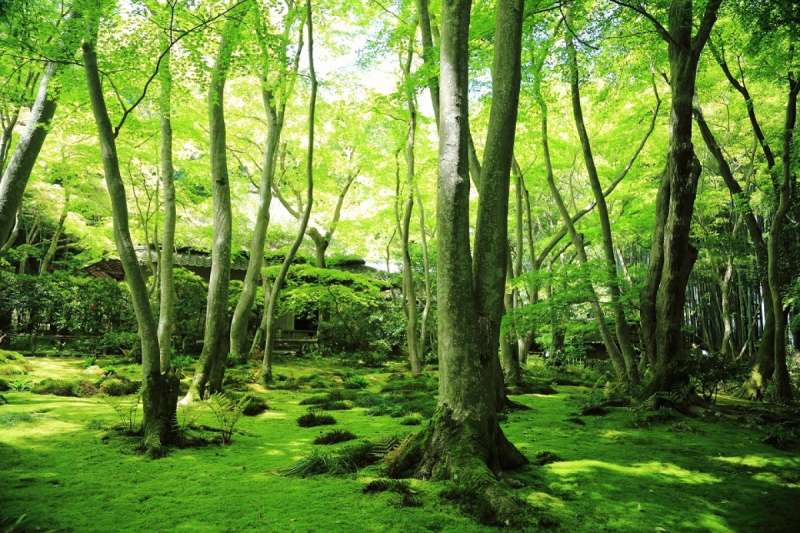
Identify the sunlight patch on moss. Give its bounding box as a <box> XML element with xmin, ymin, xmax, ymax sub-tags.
<box><xmin>713</xmin><ymin>454</ymin><xmax>800</xmax><ymax>469</ymax></box>
<box><xmin>547</xmin><ymin>460</ymin><xmax>721</xmax><ymax>485</ymax></box>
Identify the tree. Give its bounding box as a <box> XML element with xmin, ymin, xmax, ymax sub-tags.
<box><xmin>229</xmin><ymin>4</ymin><xmax>304</xmax><ymax>362</ymax></box>
<box><xmin>613</xmin><ymin>0</ymin><xmax>723</xmax><ymax>394</ymax></box>
<box><xmin>186</xmin><ymin>0</ymin><xmax>252</xmax><ymax>400</ymax></box>
<box><xmin>387</xmin><ymin>1</ymin><xmax>529</xmax><ymax>518</ymax></box>
<box><xmin>82</xmin><ymin>3</ymin><xmax>178</xmax><ymax>455</ymax></box>
<box><xmin>259</xmin><ymin>0</ymin><xmax>316</xmax><ymax>384</ymax></box>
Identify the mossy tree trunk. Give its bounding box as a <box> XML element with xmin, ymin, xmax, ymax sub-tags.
<box><xmin>389</xmin><ymin>0</ymin><xmax>527</xmax><ymax>490</ymax></box>
<box><xmin>624</xmin><ymin>0</ymin><xmax>721</xmax><ymax>394</ymax></box>
<box><xmin>187</xmin><ymin>2</ymin><xmax>251</xmax><ymax>400</ymax></box>
<box><xmin>82</xmin><ymin>27</ymin><xmax>177</xmax><ymax>454</ymax></box>
<box><xmin>768</xmin><ymin>75</ymin><xmax>799</xmax><ymax>403</ymax></box>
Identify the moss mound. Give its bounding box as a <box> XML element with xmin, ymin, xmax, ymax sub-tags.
<box><xmin>297</xmin><ymin>411</ymin><xmax>337</xmax><ymax>427</ymax></box>
<box><xmin>313</xmin><ymin>429</ymin><xmax>357</xmax><ymax>445</ymax></box>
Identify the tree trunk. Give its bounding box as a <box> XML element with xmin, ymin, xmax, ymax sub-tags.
<box><xmin>564</xmin><ymin>17</ymin><xmax>638</xmax><ymax>385</ymax></box>
<box><xmin>635</xmin><ymin>0</ymin><xmax>721</xmax><ymax>395</ymax></box>
<box><xmin>0</xmin><ymin>63</ymin><xmax>58</xmax><ymax>246</ymax></box>
<box><xmin>768</xmin><ymin>75</ymin><xmax>799</xmax><ymax>403</ymax></box>
<box><xmin>693</xmin><ymin>103</ymin><xmax>776</xmax><ymax>395</ymax></box>
<box><xmin>414</xmin><ymin>182</ymin><xmax>432</xmax><ymax>360</ymax></box>
<box><xmin>157</xmin><ymin>31</ymin><xmax>177</xmax><ymax>372</ymax></box>
<box><xmin>186</xmin><ymin>4</ymin><xmax>250</xmax><ymax>400</ymax></box>
<box><xmin>39</xmin><ymin>188</ymin><xmax>69</xmax><ymax>274</ymax></box>
<box><xmin>260</xmin><ymin>0</ymin><xmax>316</xmax><ymax>385</ymax></box>
<box><xmin>532</xmin><ymin>34</ymin><xmax>628</xmax><ymax>383</ymax></box>
<box><xmin>83</xmin><ymin>35</ymin><xmax>177</xmax><ymax>455</ymax></box>
<box><xmin>229</xmin><ymin>92</ymin><xmax>280</xmax><ymax>361</ymax></box>
<box><xmin>388</xmin><ymin>1</ymin><xmax>527</xmax><ymax>500</ymax></box>
<box><xmin>400</xmin><ymin>32</ymin><xmax>421</xmax><ymax>376</ymax></box>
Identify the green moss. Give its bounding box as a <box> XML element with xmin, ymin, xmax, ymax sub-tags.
<box><xmin>0</xmin><ymin>358</ymin><xmax>798</xmax><ymax>532</ymax></box>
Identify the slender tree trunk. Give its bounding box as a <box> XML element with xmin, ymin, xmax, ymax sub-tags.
<box><xmin>229</xmin><ymin>92</ymin><xmax>280</xmax><ymax>361</ymax></box>
<box><xmin>0</xmin><ymin>108</ymin><xmax>20</xmax><ymax>174</ymax></box>
<box><xmin>260</xmin><ymin>0</ymin><xmax>316</xmax><ymax>385</ymax></box>
<box><xmin>83</xmin><ymin>34</ymin><xmax>177</xmax><ymax>454</ymax></box>
<box><xmin>565</xmin><ymin>18</ymin><xmax>638</xmax><ymax>385</ymax></box>
<box><xmin>400</xmin><ymin>32</ymin><xmax>421</xmax><ymax>375</ymax></box>
<box><xmin>693</xmin><ymin>103</ymin><xmax>776</xmax><ymax>394</ymax></box>
<box><xmin>39</xmin><ymin>189</ymin><xmax>69</xmax><ymax>274</ymax></box>
<box><xmin>157</xmin><ymin>32</ymin><xmax>177</xmax><ymax>372</ymax></box>
<box><xmin>186</xmin><ymin>4</ymin><xmax>250</xmax><ymax>400</ymax></box>
<box><xmin>768</xmin><ymin>75</ymin><xmax>799</xmax><ymax>403</ymax></box>
<box><xmin>0</xmin><ymin>63</ymin><xmax>59</xmax><ymax>246</ymax></box>
<box><xmin>414</xmin><ymin>182</ymin><xmax>432</xmax><ymax>360</ymax></box>
<box><xmin>531</xmin><ymin>36</ymin><xmax>627</xmax><ymax>382</ymax></box>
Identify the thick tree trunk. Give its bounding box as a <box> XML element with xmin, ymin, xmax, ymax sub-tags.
<box><xmin>388</xmin><ymin>1</ymin><xmax>527</xmax><ymax>497</ymax></box>
<box><xmin>260</xmin><ymin>0</ymin><xmax>316</xmax><ymax>384</ymax></box>
<box><xmin>636</xmin><ymin>0</ymin><xmax>721</xmax><ymax>395</ymax></box>
<box><xmin>186</xmin><ymin>5</ymin><xmax>250</xmax><ymax>400</ymax></box>
<box><xmin>0</xmin><ymin>63</ymin><xmax>58</xmax><ymax>247</ymax></box>
<box><xmin>83</xmin><ymin>36</ymin><xmax>177</xmax><ymax>454</ymax></box>
<box><xmin>565</xmin><ymin>20</ymin><xmax>638</xmax><ymax>385</ymax></box>
<box><xmin>157</xmin><ymin>33</ymin><xmax>176</xmax><ymax>372</ymax></box>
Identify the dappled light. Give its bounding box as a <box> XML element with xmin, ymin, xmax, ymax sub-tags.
<box><xmin>2</xmin><ymin>0</ymin><xmax>800</xmax><ymax>530</ymax></box>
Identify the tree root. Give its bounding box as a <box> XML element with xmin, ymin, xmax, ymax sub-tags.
<box><xmin>384</xmin><ymin>406</ymin><xmax>533</xmax><ymax>527</ymax></box>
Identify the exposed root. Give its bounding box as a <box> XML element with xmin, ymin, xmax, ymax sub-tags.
<box><xmin>384</xmin><ymin>406</ymin><xmax>533</xmax><ymax>527</ymax></box>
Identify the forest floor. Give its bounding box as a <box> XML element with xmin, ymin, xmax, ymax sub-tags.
<box><xmin>1</xmin><ymin>355</ymin><xmax>799</xmax><ymax>532</ymax></box>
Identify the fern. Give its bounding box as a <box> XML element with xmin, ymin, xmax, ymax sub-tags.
<box><xmin>207</xmin><ymin>393</ymin><xmax>248</xmax><ymax>444</ymax></box>
<box><xmin>102</xmin><ymin>390</ymin><xmax>141</xmax><ymax>433</ymax></box>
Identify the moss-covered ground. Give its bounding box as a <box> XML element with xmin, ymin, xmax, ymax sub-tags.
<box><xmin>1</xmin><ymin>356</ymin><xmax>798</xmax><ymax>532</ymax></box>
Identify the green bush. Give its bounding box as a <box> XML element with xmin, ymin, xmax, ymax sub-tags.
<box><xmin>297</xmin><ymin>410</ymin><xmax>337</xmax><ymax>427</ymax></box>
<box><xmin>98</xmin><ymin>376</ymin><xmax>140</xmax><ymax>396</ymax></box>
<box><xmin>32</xmin><ymin>378</ymin><xmax>79</xmax><ymax>397</ymax></box>
<box><xmin>313</xmin><ymin>429</ymin><xmax>357</xmax><ymax>445</ymax></box>
<box><xmin>0</xmin><ymin>350</ymin><xmax>31</xmax><ymax>376</ymax></box>
<box><xmin>239</xmin><ymin>394</ymin><xmax>269</xmax><ymax>416</ymax></box>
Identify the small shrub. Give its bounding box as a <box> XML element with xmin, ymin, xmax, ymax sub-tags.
<box><xmin>282</xmin><ymin>440</ymin><xmax>379</xmax><ymax>477</ymax></box>
<box><xmin>313</xmin><ymin>429</ymin><xmax>357</xmax><ymax>445</ymax></box>
<box><xmin>299</xmin><ymin>394</ymin><xmax>329</xmax><ymax>406</ymax></box>
<box><xmin>531</xmin><ymin>451</ymin><xmax>562</xmax><ymax>466</ymax></box>
<box><xmin>321</xmin><ymin>400</ymin><xmax>352</xmax><ymax>411</ymax></box>
<box><xmin>0</xmin><ymin>350</ymin><xmax>31</xmax><ymax>376</ymax></box>
<box><xmin>343</xmin><ymin>375</ymin><xmax>368</xmax><ymax>389</ymax></box>
<box><xmin>0</xmin><ymin>412</ymin><xmax>34</xmax><ymax>426</ymax></box>
<box><xmin>8</xmin><ymin>379</ymin><xmax>32</xmax><ymax>392</ymax></box>
<box><xmin>0</xmin><ymin>378</ymin><xmax>9</xmax><ymax>392</ymax></box>
<box><xmin>297</xmin><ymin>410</ymin><xmax>337</xmax><ymax>427</ymax></box>
<box><xmin>207</xmin><ymin>393</ymin><xmax>248</xmax><ymax>444</ymax></box>
<box><xmin>176</xmin><ymin>403</ymin><xmax>199</xmax><ymax>431</ymax></box>
<box><xmin>98</xmin><ymin>376</ymin><xmax>140</xmax><ymax>396</ymax></box>
<box><xmin>76</xmin><ymin>380</ymin><xmax>99</xmax><ymax>397</ymax></box>
<box><xmin>239</xmin><ymin>394</ymin><xmax>269</xmax><ymax>416</ymax></box>
<box><xmin>400</xmin><ymin>415</ymin><xmax>423</xmax><ymax>426</ymax></box>
<box><xmin>363</xmin><ymin>478</ymin><xmax>411</xmax><ymax>494</ymax></box>
<box><xmin>32</xmin><ymin>378</ymin><xmax>78</xmax><ymax>397</ymax></box>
